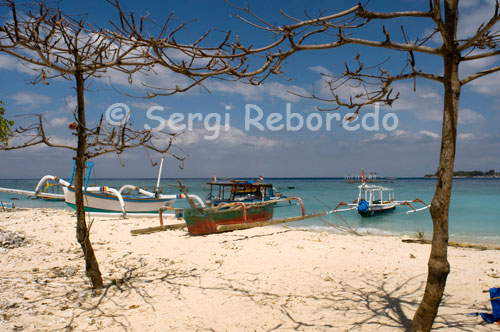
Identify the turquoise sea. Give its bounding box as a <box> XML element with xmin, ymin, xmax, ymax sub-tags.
<box><xmin>1</xmin><ymin>178</ymin><xmax>499</xmax><ymax>244</ymax></box>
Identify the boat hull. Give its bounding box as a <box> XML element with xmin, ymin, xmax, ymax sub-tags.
<box><xmin>358</xmin><ymin>205</ymin><xmax>396</xmax><ymax>217</ymax></box>
<box><xmin>63</xmin><ymin>187</ymin><xmax>174</xmax><ymax>213</ymax></box>
<box><xmin>183</xmin><ymin>204</ymin><xmax>274</xmax><ymax>235</ymax></box>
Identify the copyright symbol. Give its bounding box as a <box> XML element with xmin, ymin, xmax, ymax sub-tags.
<box><xmin>105</xmin><ymin>103</ymin><xmax>130</xmax><ymax>126</ymax></box>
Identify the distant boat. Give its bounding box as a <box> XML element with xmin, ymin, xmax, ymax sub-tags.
<box><xmin>344</xmin><ymin>171</ymin><xmax>395</xmax><ymax>183</ymax></box>
<box><xmin>287</xmin><ymin>186</ymin><xmax>296</xmax><ymax>189</ymax></box>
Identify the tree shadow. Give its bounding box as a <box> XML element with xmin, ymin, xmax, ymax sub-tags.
<box><xmin>143</xmin><ymin>267</ymin><xmax>488</xmax><ymax>331</ymax></box>
<box><xmin>1</xmin><ymin>247</ymin><xmax>489</xmax><ymax>331</ymax></box>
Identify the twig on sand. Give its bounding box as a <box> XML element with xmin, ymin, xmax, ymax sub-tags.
<box><xmin>314</xmin><ymin>197</ymin><xmax>362</xmax><ymax>236</ymax></box>
<box><xmin>220</xmin><ymin>229</ymin><xmax>296</xmax><ymax>243</ymax></box>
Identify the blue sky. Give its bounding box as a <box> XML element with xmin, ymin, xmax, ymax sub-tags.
<box><xmin>0</xmin><ymin>0</ymin><xmax>499</xmax><ymax>179</ymax></box>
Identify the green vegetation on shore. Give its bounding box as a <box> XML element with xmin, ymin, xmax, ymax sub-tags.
<box><xmin>424</xmin><ymin>170</ymin><xmax>499</xmax><ymax>178</ymax></box>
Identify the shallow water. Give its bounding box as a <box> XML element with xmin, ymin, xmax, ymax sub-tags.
<box><xmin>1</xmin><ymin>177</ymin><xmax>499</xmax><ymax>244</ymax></box>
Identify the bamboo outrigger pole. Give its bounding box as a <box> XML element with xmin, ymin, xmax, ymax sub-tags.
<box><xmin>216</xmin><ymin>211</ymin><xmax>329</xmax><ymax>232</ymax></box>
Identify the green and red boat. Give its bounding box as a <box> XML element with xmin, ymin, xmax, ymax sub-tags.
<box><xmin>180</xmin><ymin>197</ymin><xmax>328</xmax><ymax>235</ymax></box>
<box><xmin>136</xmin><ymin>196</ymin><xmax>331</xmax><ymax>236</ymax></box>
<box><xmin>183</xmin><ymin>201</ymin><xmax>275</xmax><ymax>235</ymax></box>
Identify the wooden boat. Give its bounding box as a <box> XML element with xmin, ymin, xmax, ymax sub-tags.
<box><xmin>0</xmin><ymin>157</ymin><xmax>205</xmax><ymax>217</ymax></box>
<box><xmin>333</xmin><ymin>170</ymin><xmax>430</xmax><ymax>217</ymax></box>
<box><xmin>62</xmin><ymin>186</ymin><xmax>176</xmax><ymax>214</ymax></box>
<box><xmin>183</xmin><ymin>201</ymin><xmax>275</xmax><ymax>235</ymax></box>
<box><xmin>131</xmin><ymin>184</ymin><xmax>332</xmax><ymax>236</ymax></box>
<box><xmin>181</xmin><ymin>197</ymin><xmax>326</xmax><ymax>235</ymax></box>
<box><xmin>205</xmin><ymin>179</ymin><xmax>285</xmax><ymax>206</ymax></box>
<box><xmin>58</xmin><ymin>158</ymin><xmax>205</xmax><ymax>216</ymax></box>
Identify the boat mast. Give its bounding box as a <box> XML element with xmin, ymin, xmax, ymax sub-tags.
<box><xmin>155</xmin><ymin>156</ymin><xmax>164</xmax><ymax>198</ymax></box>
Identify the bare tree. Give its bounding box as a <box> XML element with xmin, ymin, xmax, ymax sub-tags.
<box><xmin>0</xmin><ymin>0</ymin><xmax>281</xmax><ymax>289</ymax></box>
<box><xmin>138</xmin><ymin>1</ymin><xmax>498</xmax><ymax>330</ymax></box>
<box><xmin>101</xmin><ymin>0</ymin><xmax>291</xmax><ymax>98</ymax></box>
<box><xmin>0</xmin><ymin>0</ymin><xmax>196</xmax><ymax>289</ymax></box>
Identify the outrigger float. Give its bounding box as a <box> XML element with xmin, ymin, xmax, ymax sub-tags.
<box><xmin>333</xmin><ymin>170</ymin><xmax>430</xmax><ymax>217</ymax></box>
<box><xmin>0</xmin><ymin>179</ymin><xmax>65</xmax><ymax>201</ymax></box>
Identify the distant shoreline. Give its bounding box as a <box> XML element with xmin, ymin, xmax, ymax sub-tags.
<box><xmin>1</xmin><ymin>176</ymin><xmax>500</xmax><ymax>180</ymax></box>
<box><xmin>424</xmin><ymin>170</ymin><xmax>500</xmax><ymax>178</ymax></box>
<box><xmin>424</xmin><ymin>175</ymin><xmax>500</xmax><ymax>179</ymax></box>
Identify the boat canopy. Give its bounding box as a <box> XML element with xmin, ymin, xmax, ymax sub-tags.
<box><xmin>358</xmin><ymin>184</ymin><xmax>395</xmax><ymax>204</ymax></box>
<box><xmin>206</xmin><ymin>180</ymin><xmax>275</xmax><ymax>204</ymax></box>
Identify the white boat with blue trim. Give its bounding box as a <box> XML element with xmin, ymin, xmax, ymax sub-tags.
<box><xmin>0</xmin><ymin>157</ymin><xmax>205</xmax><ymax>217</ymax></box>
<box><xmin>333</xmin><ymin>170</ymin><xmax>431</xmax><ymax>217</ymax></box>
<box><xmin>62</xmin><ymin>185</ymin><xmax>177</xmax><ymax>214</ymax></box>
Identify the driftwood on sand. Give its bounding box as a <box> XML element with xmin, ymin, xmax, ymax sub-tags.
<box><xmin>130</xmin><ymin>223</ymin><xmax>186</xmax><ymax>236</ymax></box>
<box><xmin>402</xmin><ymin>239</ymin><xmax>500</xmax><ymax>251</ymax></box>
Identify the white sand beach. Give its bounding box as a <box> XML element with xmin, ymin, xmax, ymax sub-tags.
<box><xmin>0</xmin><ymin>208</ymin><xmax>498</xmax><ymax>331</ymax></box>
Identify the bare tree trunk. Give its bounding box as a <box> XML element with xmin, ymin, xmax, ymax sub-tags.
<box><xmin>74</xmin><ymin>71</ymin><xmax>103</xmax><ymax>289</ymax></box>
<box><xmin>412</xmin><ymin>2</ymin><xmax>459</xmax><ymax>330</ymax></box>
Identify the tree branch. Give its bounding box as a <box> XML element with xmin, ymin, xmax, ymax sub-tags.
<box><xmin>458</xmin><ymin>1</ymin><xmax>500</xmax><ymax>51</ymax></box>
<box><xmin>461</xmin><ymin>49</ymin><xmax>500</xmax><ymax>61</ymax></box>
<box><xmin>460</xmin><ymin>65</ymin><xmax>500</xmax><ymax>85</ymax></box>
<box><xmin>296</xmin><ymin>36</ymin><xmax>442</xmax><ymax>55</ymax></box>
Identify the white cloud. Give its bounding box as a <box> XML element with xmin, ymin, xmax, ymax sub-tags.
<box><xmin>264</xmin><ymin>82</ymin><xmax>308</xmax><ymax>102</ymax></box>
<box><xmin>0</xmin><ymin>54</ymin><xmax>41</xmax><ymax>75</ymax></box>
<box><xmin>459</xmin><ymin>55</ymin><xmax>498</xmax><ymax>78</ymax></box>
<box><xmin>363</xmin><ymin>133</ymin><xmax>386</xmax><ymax>143</ymax></box>
<box><xmin>364</xmin><ymin>129</ymin><xmax>440</xmax><ymax>144</ymax></box>
<box><xmin>422</xmin><ymin>0</ymin><xmax>497</xmax><ymax>47</ymax></box>
<box><xmin>419</xmin><ymin>130</ymin><xmax>440</xmax><ymax>139</ymax></box>
<box><xmin>415</xmin><ymin>107</ymin><xmax>485</xmax><ymax>125</ymax></box>
<box><xmin>103</xmin><ymin>65</ymin><xmax>192</xmax><ymax>96</ymax></box>
<box><xmin>64</xmin><ymin>95</ymin><xmax>90</xmax><ymax>111</ymax></box>
<box><xmin>0</xmin><ymin>54</ymin><xmax>17</xmax><ymax>70</ymax></box>
<box><xmin>48</xmin><ymin>117</ymin><xmax>70</xmax><ymax>127</ymax></box>
<box><xmin>11</xmin><ymin>91</ymin><xmax>51</xmax><ymax>109</ymax></box>
<box><xmin>467</xmin><ymin>71</ymin><xmax>500</xmax><ymax>95</ymax></box>
<box><xmin>308</xmin><ymin>66</ymin><xmax>332</xmax><ymax>75</ymax></box>
<box><xmin>458</xmin><ymin>0</ymin><xmax>498</xmax><ymax>39</ymax></box>
<box><xmin>172</xmin><ymin>125</ymin><xmax>283</xmax><ymax>149</ymax></box>
<box><xmin>393</xmin><ymin>130</ymin><xmax>407</xmax><ymax>136</ymax></box>
<box><xmin>127</xmin><ymin>101</ymin><xmax>166</xmax><ymax>111</ymax></box>
<box><xmin>416</xmin><ymin>108</ymin><xmax>442</xmax><ymax>121</ymax></box>
<box><xmin>204</xmin><ymin>80</ymin><xmax>308</xmax><ymax>102</ymax></box>
<box><xmin>5</xmin><ymin>134</ymin><xmax>75</xmax><ymax>151</ymax></box>
<box><xmin>49</xmin><ymin>136</ymin><xmax>76</xmax><ymax>148</ymax></box>
<box><xmin>391</xmin><ymin>83</ymin><xmax>442</xmax><ymax>112</ymax></box>
<box><xmin>458</xmin><ymin>108</ymin><xmax>485</xmax><ymax>124</ymax></box>
<box><xmin>458</xmin><ymin>133</ymin><xmax>475</xmax><ymax>140</ymax></box>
